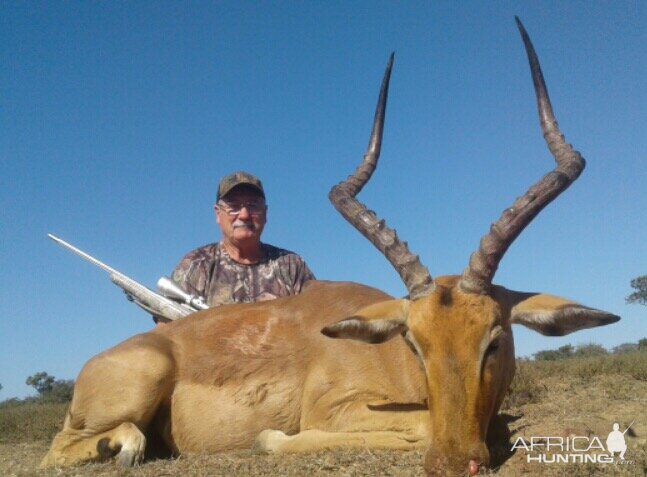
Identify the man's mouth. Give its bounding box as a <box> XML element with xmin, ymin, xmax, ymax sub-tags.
<box><xmin>233</xmin><ymin>222</ymin><xmax>255</xmax><ymax>231</ymax></box>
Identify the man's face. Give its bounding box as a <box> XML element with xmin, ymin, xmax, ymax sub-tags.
<box><xmin>215</xmin><ymin>186</ymin><xmax>267</xmax><ymax>246</ymax></box>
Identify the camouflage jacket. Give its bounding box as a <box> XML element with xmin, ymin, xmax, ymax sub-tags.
<box><xmin>171</xmin><ymin>241</ymin><xmax>315</xmax><ymax>308</ymax></box>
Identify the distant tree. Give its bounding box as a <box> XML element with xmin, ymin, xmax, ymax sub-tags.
<box><xmin>638</xmin><ymin>338</ymin><xmax>647</xmax><ymax>351</ymax></box>
<box><xmin>25</xmin><ymin>372</ymin><xmax>74</xmax><ymax>402</ymax></box>
<box><xmin>533</xmin><ymin>343</ymin><xmax>608</xmax><ymax>361</ymax></box>
<box><xmin>626</xmin><ymin>275</ymin><xmax>647</xmax><ymax>305</ymax></box>
<box><xmin>534</xmin><ymin>344</ymin><xmax>574</xmax><ymax>361</ymax></box>
<box><xmin>613</xmin><ymin>342</ymin><xmax>638</xmax><ymax>354</ymax></box>
<box><xmin>48</xmin><ymin>379</ymin><xmax>75</xmax><ymax>402</ymax></box>
<box><xmin>573</xmin><ymin>343</ymin><xmax>607</xmax><ymax>358</ymax></box>
<box><xmin>26</xmin><ymin>372</ymin><xmax>55</xmax><ymax>395</ymax></box>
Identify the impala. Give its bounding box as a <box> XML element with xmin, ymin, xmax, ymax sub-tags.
<box><xmin>42</xmin><ymin>18</ymin><xmax>618</xmax><ymax>476</ymax></box>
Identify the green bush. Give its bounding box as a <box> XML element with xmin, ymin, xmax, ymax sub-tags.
<box><xmin>572</xmin><ymin>343</ymin><xmax>607</xmax><ymax>358</ymax></box>
<box><xmin>533</xmin><ymin>344</ymin><xmax>574</xmax><ymax>361</ymax></box>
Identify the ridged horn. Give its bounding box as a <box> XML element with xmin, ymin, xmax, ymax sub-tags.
<box><xmin>329</xmin><ymin>53</ymin><xmax>434</xmax><ymax>299</ymax></box>
<box><xmin>459</xmin><ymin>17</ymin><xmax>585</xmax><ymax>294</ymax></box>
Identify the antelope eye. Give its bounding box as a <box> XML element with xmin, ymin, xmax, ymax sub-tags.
<box><xmin>480</xmin><ymin>337</ymin><xmax>501</xmax><ymax>378</ymax></box>
<box><xmin>485</xmin><ymin>326</ymin><xmax>504</xmax><ymax>358</ymax></box>
<box><xmin>486</xmin><ymin>339</ymin><xmax>500</xmax><ymax>356</ymax></box>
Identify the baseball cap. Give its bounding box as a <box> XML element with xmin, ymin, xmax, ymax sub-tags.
<box><xmin>216</xmin><ymin>171</ymin><xmax>265</xmax><ymax>201</ymax></box>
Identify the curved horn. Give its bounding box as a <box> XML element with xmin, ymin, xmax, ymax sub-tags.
<box><xmin>329</xmin><ymin>53</ymin><xmax>434</xmax><ymax>299</ymax></box>
<box><xmin>460</xmin><ymin>17</ymin><xmax>586</xmax><ymax>294</ymax></box>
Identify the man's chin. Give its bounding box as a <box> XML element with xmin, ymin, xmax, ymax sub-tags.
<box><xmin>232</xmin><ymin>231</ymin><xmax>259</xmax><ymax>241</ymax></box>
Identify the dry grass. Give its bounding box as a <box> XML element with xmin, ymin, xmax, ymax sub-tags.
<box><xmin>0</xmin><ymin>402</ymin><xmax>68</xmax><ymax>444</ymax></box>
<box><xmin>2</xmin><ymin>352</ymin><xmax>646</xmax><ymax>476</ymax></box>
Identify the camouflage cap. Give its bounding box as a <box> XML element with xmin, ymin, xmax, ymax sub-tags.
<box><xmin>217</xmin><ymin>171</ymin><xmax>265</xmax><ymax>201</ymax></box>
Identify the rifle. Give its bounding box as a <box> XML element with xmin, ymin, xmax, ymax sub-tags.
<box><xmin>47</xmin><ymin>234</ymin><xmax>208</xmax><ymax>321</ymax></box>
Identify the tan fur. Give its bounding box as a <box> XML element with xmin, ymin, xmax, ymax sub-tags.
<box><xmin>41</xmin><ymin>281</ymin><xmax>428</xmax><ymax>467</ymax></box>
<box><xmin>42</xmin><ymin>278</ymin><xmax>617</xmax><ymax>476</ymax></box>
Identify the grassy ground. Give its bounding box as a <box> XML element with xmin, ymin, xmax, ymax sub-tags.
<box><xmin>1</xmin><ymin>352</ymin><xmax>646</xmax><ymax>476</ymax></box>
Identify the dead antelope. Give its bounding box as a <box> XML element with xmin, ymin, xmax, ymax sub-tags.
<box><xmin>42</xmin><ymin>18</ymin><xmax>618</xmax><ymax>477</ymax></box>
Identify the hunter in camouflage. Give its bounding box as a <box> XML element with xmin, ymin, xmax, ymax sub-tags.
<box><xmin>171</xmin><ymin>241</ymin><xmax>314</xmax><ymax>306</ymax></box>
<box><xmin>163</xmin><ymin>171</ymin><xmax>314</xmax><ymax>318</ymax></box>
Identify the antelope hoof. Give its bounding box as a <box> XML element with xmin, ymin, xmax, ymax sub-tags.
<box><xmin>116</xmin><ymin>433</ymin><xmax>146</xmax><ymax>467</ymax></box>
<box><xmin>252</xmin><ymin>429</ymin><xmax>289</xmax><ymax>453</ymax></box>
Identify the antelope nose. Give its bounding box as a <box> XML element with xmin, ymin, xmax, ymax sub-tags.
<box><xmin>468</xmin><ymin>459</ymin><xmax>480</xmax><ymax>475</ymax></box>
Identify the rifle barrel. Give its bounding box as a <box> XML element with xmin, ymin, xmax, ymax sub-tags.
<box><xmin>47</xmin><ymin>233</ymin><xmax>121</xmax><ymax>276</ymax></box>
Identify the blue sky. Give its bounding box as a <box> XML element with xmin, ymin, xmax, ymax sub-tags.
<box><xmin>1</xmin><ymin>2</ymin><xmax>645</xmax><ymax>399</ymax></box>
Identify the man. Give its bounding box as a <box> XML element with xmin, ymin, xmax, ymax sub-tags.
<box><xmin>157</xmin><ymin>171</ymin><xmax>314</xmax><ymax>323</ymax></box>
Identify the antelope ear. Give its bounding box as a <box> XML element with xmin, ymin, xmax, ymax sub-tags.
<box><xmin>321</xmin><ymin>299</ymin><xmax>410</xmax><ymax>344</ymax></box>
<box><xmin>508</xmin><ymin>291</ymin><xmax>620</xmax><ymax>336</ymax></box>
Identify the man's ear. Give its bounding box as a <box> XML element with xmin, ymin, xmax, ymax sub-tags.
<box><xmin>321</xmin><ymin>299</ymin><xmax>410</xmax><ymax>344</ymax></box>
<box><xmin>214</xmin><ymin>205</ymin><xmax>222</xmax><ymax>226</ymax></box>
<box><xmin>507</xmin><ymin>291</ymin><xmax>620</xmax><ymax>336</ymax></box>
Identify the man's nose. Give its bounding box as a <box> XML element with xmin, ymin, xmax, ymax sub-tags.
<box><xmin>237</xmin><ymin>206</ymin><xmax>252</xmax><ymax>219</ymax></box>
